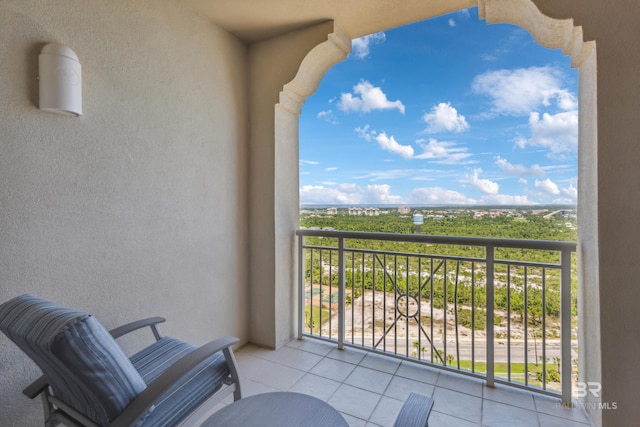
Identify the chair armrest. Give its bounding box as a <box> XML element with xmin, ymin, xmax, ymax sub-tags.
<box><xmin>392</xmin><ymin>393</ymin><xmax>434</xmax><ymax>427</ymax></box>
<box><xmin>109</xmin><ymin>317</ymin><xmax>166</xmax><ymax>340</ymax></box>
<box><xmin>23</xmin><ymin>375</ymin><xmax>49</xmax><ymax>399</ymax></box>
<box><xmin>110</xmin><ymin>336</ymin><xmax>240</xmax><ymax>427</ymax></box>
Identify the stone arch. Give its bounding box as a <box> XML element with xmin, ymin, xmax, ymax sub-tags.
<box><xmin>275</xmin><ymin>3</ymin><xmax>598</xmax><ymax>419</ymax></box>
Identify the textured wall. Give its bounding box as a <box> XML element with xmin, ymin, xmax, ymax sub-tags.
<box><xmin>0</xmin><ymin>0</ymin><xmax>248</xmax><ymax>424</ymax></box>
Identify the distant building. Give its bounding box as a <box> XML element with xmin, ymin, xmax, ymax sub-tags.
<box><xmin>326</xmin><ymin>207</ymin><xmax>337</xmax><ymax>215</ymax></box>
<box><xmin>398</xmin><ymin>205</ymin><xmax>411</xmax><ymax>214</ymax></box>
<box><xmin>348</xmin><ymin>207</ymin><xmax>363</xmax><ymax>215</ymax></box>
<box><xmin>364</xmin><ymin>207</ymin><xmax>380</xmax><ymax>216</ymax></box>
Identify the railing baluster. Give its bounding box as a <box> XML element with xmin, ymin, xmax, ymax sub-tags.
<box><xmin>443</xmin><ymin>259</ymin><xmax>447</xmax><ymax>366</ymax></box>
<box><xmin>486</xmin><ymin>245</ymin><xmax>495</xmax><ymax>388</ymax></box>
<box><xmin>393</xmin><ymin>255</ymin><xmax>398</xmax><ymax>354</ymax></box>
<box><xmin>361</xmin><ymin>252</ymin><xmax>365</xmax><ymax>347</ymax></box>
<box><xmin>338</xmin><ymin>237</ymin><xmax>345</xmax><ymax>350</ymax></box>
<box><xmin>471</xmin><ymin>262</ymin><xmax>476</xmax><ymax>373</ymax></box>
<box><xmin>561</xmin><ymin>250</ymin><xmax>572</xmax><ymax>404</ymax></box>
<box><xmin>507</xmin><ymin>263</ymin><xmax>511</xmax><ymax>382</ymax></box>
<box><xmin>329</xmin><ymin>249</ymin><xmax>333</xmax><ymax>341</ymax></box>
<box><xmin>418</xmin><ymin>257</ymin><xmax>422</xmax><ymax>361</ymax></box>
<box><xmin>406</xmin><ymin>255</ymin><xmax>410</xmax><ymax>358</ymax></box>
<box><xmin>351</xmin><ymin>251</ymin><xmax>355</xmax><ymax>345</ymax></box>
<box><xmin>542</xmin><ymin>267</ymin><xmax>547</xmax><ymax>390</ymax></box>
<box><xmin>430</xmin><ymin>257</ymin><xmax>434</xmax><ymax>364</ymax></box>
<box><xmin>524</xmin><ymin>266</ymin><xmax>529</xmax><ymax>386</ymax></box>
<box><xmin>297</xmin><ymin>235</ymin><xmax>304</xmax><ymax>340</ymax></box>
<box><xmin>310</xmin><ymin>248</ymin><xmax>314</xmax><ymax>335</ymax></box>
<box><xmin>383</xmin><ymin>254</ymin><xmax>387</xmax><ymax>352</ymax></box>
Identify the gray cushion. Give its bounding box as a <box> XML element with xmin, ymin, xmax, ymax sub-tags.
<box><xmin>0</xmin><ymin>294</ymin><xmax>147</xmax><ymax>426</ymax></box>
<box><xmin>131</xmin><ymin>336</ymin><xmax>230</xmax><ymax>427</ymax></box>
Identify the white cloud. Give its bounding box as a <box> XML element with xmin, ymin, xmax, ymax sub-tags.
<box><xmin>355</xmin><ymin>124</ymin><xmax>373</xmax><ymax>141</ymax></box>
<box><xmin>534</xmin><ymin>178</ymin><xmax>561</xmax><ymax>195</ymax></box>
<box><xmin>299</xmin><ymin>183</ymin><xmax>403</xmax><ymax>205</ymax></box>
<box><xmin>374</xmin><ymin>132</ymin><xmax>414</xmax><ymax>159</ymax></box>
<box><xmin>338</xmin><ymin>80</ymin><xmax>405</xmax><ymax>114</ymax></box>
<box><xmin>467</xmin><ymin>168</ymin><xmax>499</xmax><ymax>195</ymax></box>
<box><xmin>356</xmin><ymin>126</ymin><xmax>414</xmax><ymax>159</ymax></box>
<box><xmin>422</xmin><ymin>102</ymin><xmax>469</xmax><ymax>133</ymax></box>
<box><xmin>495</xmin><ymin>156</ymin><xmax>545</xmax><ymax>177</ymax></box>
<box><xmin>414</xmin><ymin>138</ymin><xmax>474</xmax><ymax>164</ymax></box>
<box><xmin>300</xmin><ymin>184</ymin><xmax>363</xmax><ymax>205</ymax></box>
<box><xmin>366</xmin><ymin>184</ymin><xmax>404</xmax><ymax>204</ymax></box>
<box><xmin>561</xmin><ymin>182</ymin><xmax>578</xmax><ymax>200</ymax></box>
<box><xmin>516</xmin><ymin>111</ymin><xmax>578</xmax><ymax>155</ymax></box>
<box><xmin>317</xmin><ymin>110</ymin><xmax>339</xmax><ymax>124</ymax></box>
<box><xmin>448</xmin><ymin>19</ymin><xmax>456</xmax><ymax>27</ymax></box>
<box><xmin>408</xmin><ymin>187</ymin><xmax>476</xmax><ymax>205</ymax></box>
<box><xmin>299</xmin><ymin>159</ymin><xmax>319</xmax><ymax>165</ymax></box>
<box><xmin>324</xmin><ymin>167</ymin><xmax>337</xmax><ymax>172</ymax></box>
<box><xmin>553</xmin><ymin>181</ymin><xmax>578</xmax><ymax>204</ymax></box>
<box><xmin>352</xmin><ymin>32</ymin><xmax>386</xmax><ymax>59</ymax></box>
<box><xmin>472</xmin><ymin>66</ymin><xmax>577</xmax><ymax>116</ymax></box>
<box><xmin>480</xmin><ymin>194</ymin><xmax>532</xmax><ymax>205</ymax></box>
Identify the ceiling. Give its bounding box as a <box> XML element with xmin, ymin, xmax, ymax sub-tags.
<box><xmin>182</xmin><ymin>0</ymin><xmax>476</xmax><ymax>43</ymax></box>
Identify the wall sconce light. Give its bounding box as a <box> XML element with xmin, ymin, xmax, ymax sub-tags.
<box><xmin>39</xmin><ymin>43</ymin><xmax>82</xmax><ymax>116</ymax></box>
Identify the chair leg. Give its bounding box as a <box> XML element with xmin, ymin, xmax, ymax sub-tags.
<box><xmin>222</xmin><ymin>347</ymin><xmax>242</xmax><ymax>401</ymax></box>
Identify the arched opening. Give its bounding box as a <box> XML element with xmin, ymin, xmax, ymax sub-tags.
<box><xmin>273</xmin><ymin>0</ymin><xmax>597</xmax><ymax>417</ymax></box>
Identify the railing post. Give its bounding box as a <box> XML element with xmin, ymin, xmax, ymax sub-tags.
<box><xmin>297</xmin><ymin>234</ymin><xmax>305</xmax><ymax>340</ymax></box>
<box><xmin>338</xmin><ymin>237</ymin><xmax>345</xmax><ymax>350</ymax></box>
<box><xmin>486</xmin><ymin>245</ymin><xmax>495</xmax><ymax>388</ymax></box>
<box><xmin>561</xmin><ymin>249</ymin><xmax>572</xmax><ymax>404</ymax></box>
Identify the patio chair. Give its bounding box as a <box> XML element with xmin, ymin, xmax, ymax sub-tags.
<box><xmin>0</xmin><ymin>294</ymin><xmax>242</xmax><ymax>427</ymax></box>
<box><xmin>393</xmin><ymin>392</ymin><xmax>435</xmax><ymax>427</ymax></box>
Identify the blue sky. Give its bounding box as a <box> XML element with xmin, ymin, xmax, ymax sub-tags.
<box><xmin>299</xmin><ymin>7</ymin><xmax>578</xmax><ymax>206</ymax></box>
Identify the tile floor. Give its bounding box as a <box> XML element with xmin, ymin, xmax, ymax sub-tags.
<box><xmin>226</xmin><ymin>338</ymin><xmax>593</xmax><ymax>427</ymax></box>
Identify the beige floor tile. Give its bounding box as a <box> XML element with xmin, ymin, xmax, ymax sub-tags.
<box><xmin>436</xmin><ymin>371</ymin><xmax>484</xmax><ymax>397</ymax></box>
<box><xmin>395</xmin><ymin>360</ymin><xmax>440</xmax><ymax>384</ymax></box>
<box><xmin>432</xmin><ymin>387</ymin><xmax>482</xmax><ymax>423</ymax></box>
<box><xmin>310</xmin><ymin>357</ymin><xmax>357</xmax><ymax>382</ymax></box>
<box><xmin>483</xmin><ymin>384</ymin><xmax>536</xmax><ymax>410</ymax></box>
<box><xmin>289</xmin><ymin>373</ymin><xmax>341</xmax><ymax>401</ymax></box>
<box><xmin>329</xmin><ymin>384</ymin><xmax>382</xmax><ymax>420</ymax></box>
<box><xmin>327</xmin><ymin>346</ymin><xmax>367</xmax><ymax>364</ymax></box>
<box><xmin>345</xmin><ymin>366</ymin><xmax>393</xmax><ymax>394</ymax></box>
<box><xmin>239</xmin><ymin>356</ymin><xmax>305</xmax><ymax>390</ymax></box>
<box><xmin>369</xmin><ymin>396</ymin><xmax>404</xmax><ymax>427</ymax></box>
<box><xmin>359</xmin><ymin>352</ymin><xmax>401</xmax><ymax>374</ymax></box>
<box><xmin>384</xmin><ymin>376</ymin><xmax>435</xmax><ymax>401</ymax></box>
<box><xmin>256</xmin><ymin>345</ymin><xmax>323</xmax><ymax>371</ymax></box>
<box><xmin>428</xmin><ymin>411</ymin><xmax>481</xmax><ymax>427</ymax></box>
<box><xmin>482</xmin><ymin>400</ymin><xmax>539</xmax><ymax>427</ymax></box>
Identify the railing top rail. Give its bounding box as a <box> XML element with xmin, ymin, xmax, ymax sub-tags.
<box><xmin>296</xmin><ymin>229</ymin><xmax>576</xmax><ymax>252</ymax></box>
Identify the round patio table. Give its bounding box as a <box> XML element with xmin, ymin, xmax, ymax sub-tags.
<box><xmin>202</xmin><ymin>391</ymin><xmax>348</xmax><ymax>427</ymax></box>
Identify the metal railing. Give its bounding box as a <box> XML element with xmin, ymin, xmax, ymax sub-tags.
<box><xmin>296</xmin><ymin>229</ymin><xmax>576</xmax><ymax>403</ymax></box>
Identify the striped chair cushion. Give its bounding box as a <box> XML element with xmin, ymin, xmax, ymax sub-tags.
<box><xmin>0</xmin><ymin>294</ymin><xmax>147</xmax><ymax>426</ymax></box>
<box><xmin>131</xmin><ymin>336</ymin><xmax>230</xmax><ymax>427</ymax></box>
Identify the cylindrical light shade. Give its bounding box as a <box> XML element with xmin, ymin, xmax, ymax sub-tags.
<box><xmin>39</xmin><ymin>43</ymin><xmax>82</xmax><ymax>116</ymax></box>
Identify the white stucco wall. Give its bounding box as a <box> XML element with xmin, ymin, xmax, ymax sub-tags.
<box><xmin>0</xmin><ymin>0</ymin><xmax>248</xmax><ymax>424</ymax></box>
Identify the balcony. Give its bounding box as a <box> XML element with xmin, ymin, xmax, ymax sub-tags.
<box><xmin>294</xmin><ymin>229</ymin><xmax>580</xmax><ymax>414</ymax></box>
<box><xmin>232</xmin><ymin>339</ymin><xmax>591</xmax><ymax>426</ymax></box>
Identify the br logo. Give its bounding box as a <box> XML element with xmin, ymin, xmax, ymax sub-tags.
<box><xmin>576</xmin><ymin>382</ymin><xmax>602</xmax><ymax>398</ymax></box>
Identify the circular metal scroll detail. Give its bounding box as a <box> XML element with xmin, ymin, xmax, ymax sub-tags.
<box><xmin>396</xmin><ymin>295</ymin><xmax>419</xmax><ymax>318</ymax></box>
